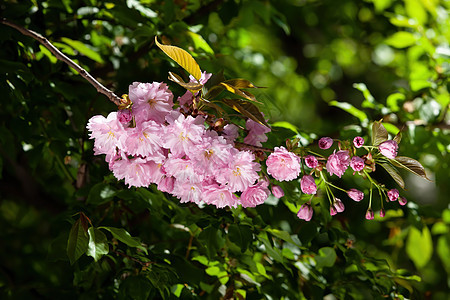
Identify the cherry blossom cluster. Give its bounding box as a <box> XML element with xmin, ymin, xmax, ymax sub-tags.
<box><xmin>87</xmin><ymin>74</ymin><xmax>278</xmax><ymax>209</ymax></box>
<box><xmin>87</xmin><ymin>74</ymin><xmax>408</xmax><ymax>220</ymax></box>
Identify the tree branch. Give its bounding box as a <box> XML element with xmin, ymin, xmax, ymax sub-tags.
<box><xmin>0</xmin><ymin>18</ymin><xmax>123</xmax><ymax>106</ymax></box>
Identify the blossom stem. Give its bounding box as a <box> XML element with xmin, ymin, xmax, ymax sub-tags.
<box><xmin>319</xmin><ymin>171</ymin><xmax>347</xmax><ymax>193</ymax></box>
<box><xmin>0</xmin><ymin>18</ymin><xmax>123</xmax><ymax>106</ymax></box>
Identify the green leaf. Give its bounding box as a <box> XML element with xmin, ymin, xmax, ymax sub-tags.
<box><xmin>155</xmin><ymin>37</ymin><xmax>201</xmax><ymax>81</ymax></box>
<box><xmin>379</xmin><ymin>163</ymin><xmax>405</xmax><ymax>189</ymax></box>
<box><xmin>86</xmin><ymin>183</ymin><xmax>116</xmax><ymax>205</ymax></box>
<box><xmin>390</xmin><ymin>156</ymin><xmax>431</xmax><ymax>181</ymax></box>
<box><xmin>99</xmin><ymin>226</ymin><xmax>148</xmax><ymax>254</ymax></box>
<box><xmin>118</xmin><ymin>275</ymin><xmax>152</xmax><ymax>300</ymax></box>
<box><xmin>60</xmin><ymin>37</ymin><xmax>104</xmax><ymax>63</ymax></box>
<box><xmin>222</xmin><ymin>98</ymin><xmax>268</xmax><ymax>127</ymax></box>
<box><xmin>258</xmin><ymin>234</ymin><xmax>284</xmax><ymax>263</ymax></box>
<box><xmin>315</xmin><ymin>247</ymin><xmax>337</xmax><ymax>269</ymax></box>
<box><xmin>87</xmin><ymin>227</ymin><xmax>109</xmax><ymax>262</ymax></box>
<box><xmin>406</xmin><ymin>226</ymin><xmax>433</xmax><ymax>269</ymax></box>
<box><xmin>353</xmin><ymin>83</ymin><xmax>376</xmax><ymax>108</ymax></box>
<box><xmin>437</xmin><ymin>235</ymin><xmax>450</xmax><ymax>273</ymax></box>
<box><xmin>329</xmin><ymin>101</ymin><xmax>368</xmax><ymax>123</ymax></box>
<box><xmin>198</xmin><ymin>226</ymin><xmax>225</xmax><ymax>259</ymax></box>
<box><xmin>267</xmin><ymin>229</ymin><xmax>299</xmax><ymax>246</ymax></box>
<box><xmin>187</xmin><ymin>31</ymin><xmax>214</xmax><ymax>54</ymax></box>
<box><xmin>371</xmin><ymin>121</ymin><xmax>388</xmax><ymax>146</ymax></box>
<box><xmin>228</xmin><ymin>224</ymin><xmax>253</xmax><ymax>253</ymax></box>
<box><xmin>168</xmin><ymin>72</ymin><xmax>203</xmax><ymax>93</ymax></box>
<box><xmin>67</xmin><ymin>216</ymin><xmax>89</xmax><ymax>265</ymax></box>
<box><xmin>385</xmin><ymin>31</ymin><xmax>417</xmax><ymax>48</ymax></box>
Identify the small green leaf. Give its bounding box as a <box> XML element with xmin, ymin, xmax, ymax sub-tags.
<box><xmin>155</xmin><ymin>37</ymin><xmax>201</xmax><ymax>81</ymax></box>
<box><xmin>385</xmin><ymin>31</ymin><xmax>417</xmax><ymax>48</ymax></box>
<box><xmin>267</xmin><ymin>229</ymin><xmax>299</xmax><ymax>246</ymax></box>
<box><xmin>222</xmin><ymin>98</ymin><xmax>268</xmax><ymax>127</ymax></box>
<box><xmin>315</xmin><ymin>247</ymin><xmax>337</xmax><ymax>269</ymax></box>
<box><xmin>406</xmin><ymin>226</ymin><xmax>433</xmax><ymax>269</ymax></box>
<box><xmin>87</xmin><ymin>227</ymin><xmax>109</xmax><ymax>262</ymax></box>
<box><xmin>187</xmin><ymin>31</ymin><xmax>214</xmax><ymax>54</ymax></box>
<box><xmin>390</xmin><ymin>156</ymin><xmax>430</xmax><ymax>181</ymax></box>
<box><xmin>99</xmin><ymin>226</ymin><xmax>148</xmax><ymax>254</ymax></box>
<box><xmin>329</xmin><ymin>101</ymin><xmax>368</xmax><ymax>123</ymax></box>
<box><xmin>371</xmin><ymin>121</ymin><xmax>388</xmax><ymax>146</ymax></box>
<box><xmin>67</xmin><ymin>216</ymin><xmax>89</xmax><ymax>265</ymax></box>
<box><xmin>198</xmin><ymin>226</ymin><xmax>225</xmax><ymax>259</ymax></box>
<box><xmin>379</xmin><ymin>163</ymin><xmax>405</xmax><ymax>189</ymax></box>
<box><xmin>61</xmin><ymin>37</ymin><xmax>104</xmax><ymax>63</ymax></box>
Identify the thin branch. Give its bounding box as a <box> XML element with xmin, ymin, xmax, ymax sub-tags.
<box><xmin>0</xmin><ymin>18</ymin><xmax>123</xmax><ymax>106</ymax></box>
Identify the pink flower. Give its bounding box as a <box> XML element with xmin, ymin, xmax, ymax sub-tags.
<box><xmin>379</xmin><ymin>209</ymin><xmax>386</xmax><ymax>218</ymax></box>
<box><xmin>300</xmin><ymin>175</ymin><xmax>317</xmax><ymax>195</ymax></box>
<box><xmin>244</xmin><ymin>118</ymin><xmax>271</xmax><ymax>147</ymax></box>
<box><xmin>365</xmin><ymin>209</ymin><xmax>374</xmax><ymax>220</ymax></box>
<box><xmin>318</xmin><ymin>137</ymin><xmax>333</xmax><ymax>149</ymax></box>
<box><xmin>353</xmin><ymin>136</ymin><xmax>364</xmax><ymax>148</ymax></box>
<box><xmin>203</xmin><ymin>183</ymin><xmax>238</xmax><ymax>208</ymax></box>
<box><xmin>129</xmin><ymin>82</ymin><xmax>174</xmax><ymax>123</ymax></box>
<box><xmin>163</xmin><ymin>113</ymin><xmax>205</xmax><ymax>158</ymax></box>
<box><xmin>350</xmin><ymin>156</ymin><xmax>365</xmax><ymax>172</ymax></box>
<box><xmin>297</xmin><ymin>203</ymin><xmax>313</xmax><ymax>221</ymax></box>
<box><xmin>266</xmin><ymin>147</ymin><xmax>301</xmax><ymax>181</ymax></box>
<box><xmin>157</xmin><ymin>176</ymin><xmax>175</xmax><ymax>193</ymax></box>
<box><xmin>378</xmin><ymin>140</ymin><xmax>398</xmax><ymax>159</ymax></box>
<box><xmin>240</xmin><ymin>181</ymin><xmax>270</xmax><ymax>207</ymax></box>
<box><xmin>347</xmin><ymin>189</ymin><xmax>364</xmax><ymax>202</ymax></box>
<box><xmin>191</xmin><ymin>132</ymin><xmax>232</xmax><ymax>176</ymax></box>
<box><xmin>271</xmin><ymin>185</ymin><xmax>284</xmax><ymax>198</ymax></box>
<box><xmin>399</xmin><ymin>196</ymin><xmax>407</xmax><ymax>206</ymax></box>
<box><xmin>333</xmin><ymin>198</ymin><xmax>345</xmax><ymax>213</ymax></box>
<box><xmin>164</xmin><ymin>157</ymin><xmax>201</xmax><ymax>183</ymax></box>
<box><xmin>216</xmin><ymin>150</ymin><xmax>260</xmax><ymax>192</ymax></box>
<box><xmin>122</xmin><ymin>120</ymin><xmax>165</xmax><ymax>162</ymax></box>
<box><xmin>222</xmin><ymin>124</ymin><xmax>239</xmax><ymax>143</ymax></box>
<box><xmin>87</xmin><ymin>112</ymin><xmax>125</xmax><ymax>161</ymax></box>
<box><xmin>326</xmin><ymin>150</ymin><xmax>350</xmax><ymax>178</ymax></box>
<box><xmin>387</xmin><ymin>189</ymin><xmax>399</xmax><ymax>201</ymax></box>
<box><xmin>177</xmin><ymin>72</ymin><xmax>212</xmax><ymax>107</ymax></box>
<box><xmin>172</xmin><ymin>181</ymin><xmax>204</xmax><ymax>204</ymax></box>
<box><xmin>304</xmin><ymin>155</ymin><xmax>318</xmax><ymax>169</ymax></box>
<box><xmin>111</xmin><ymin>157</ymin><xmax>153</xmax><ymax>188</ymax></box>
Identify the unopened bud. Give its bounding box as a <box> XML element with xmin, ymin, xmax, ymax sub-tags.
<box><xmin>365</xmin><ymin>208</ymin><xmax>374</xmax><ymax>220</ymax></box>
<box><xmin>379</xmin><ymin>209</ymin><xmax>386</xmax><ymax>218</ymax></box>
<box><xmin>399</xmin><ymin>196</ymin><xmax>407</xmax><ymax>206</ymax></box>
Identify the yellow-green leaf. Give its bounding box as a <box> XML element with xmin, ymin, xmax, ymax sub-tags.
<box><xmin>61</xmin><ymin>37</ymin><xmax>104</xmax><ymax>63</ymax></box>
<box><xmin>385</xmin><ymin>31</ymin><xmax>417</xmax><ymax>48</ymax></box>
<box><xmin>168</xmin><ymin>72</ymin><xmax>203</xmax><ymax>93</ymax></box>
<box><xmin>220</xmin><ymin>82</ymin><xmax>260</xmax><ymax>103</ymax></box>
<box><xmin>155</xmin><ymin>37</ymin><xmax>201</xmax><ymax>81</ymax></box>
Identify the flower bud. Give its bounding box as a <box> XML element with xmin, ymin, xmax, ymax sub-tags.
<box><xmin>350</xmin><ymin>156</ymin><xmax>365</xmax><ymax>172</ymax></box>
<box><xmin>297</xmin><ymin>203</ymin><xmax>313</xmax><ymax>221</ymax></box>
<box><xmin>399</xmin><ymin>196</ymin><xmax>407</xmax><ymax>206</ymax></box>
<box><xmin>304</xmin><ymin>155</ymin><xmax>319</xmax><ymax>169</ymax></box>
<box><xmin>330</xmin><ymin>206</ymin><xmax>338</xmax><ymax>216</ymax></box>
<box><xmin>318</xmin><ymin>137</ymin><xmax>333</xmax><ymax>149</ymax></box>
<box><xmin>333</xmin><ymin>198</ymin><xmax>345</xmax><ymax>213</ymax></box>
<box><xmin>347</xmin><ymin>188</ymin><xmax>364</xmax><ymax>202</ymax></box>
<box><xmin>271</xmin><ymin>185</ymin><xmax>284</xmax><ymax>198</ymax></box>
<box><xmin>379</xmin><ymin>209</ymin><xmax>386</xmax><ymax>218</ymax></box>
<box><xmin>300</xmin><ymin>175</ymin><xmax>317</xmax><ymax>195</ymax></box>
<box><xmin>365</xmin><ymin>208</ymin><xmax>374</xmax><ymax>220</ymax></box>
<box><xmin>353</xmin><ymin>136</ymin><xmax>364</xmax><ymax>148</ymax></box>
<box><xmin>378</xmin><ymin>140</ymin><xmax>398</xmax><ymax>159</ymax></box>
<box><xmin>118</xmin><ymin>109</ymin><xmax>132</xmax><ymax>123</ymax></box>
<box><xmin>387</xmin><ymin>189</ymin><xmax>399</xmax><ymax>202</ymax></box>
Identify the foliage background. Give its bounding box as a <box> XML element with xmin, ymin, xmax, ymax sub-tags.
<box><xmin>0</xmin><ymin>0</ymin><xmax>449</xmax><ymax>299</ymax></box>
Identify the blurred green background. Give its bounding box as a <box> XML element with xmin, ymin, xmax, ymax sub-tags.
<box><xmin>0</xmin><ymin>0</ymin><xmax>449</xmax><ymax>299</ymax></box>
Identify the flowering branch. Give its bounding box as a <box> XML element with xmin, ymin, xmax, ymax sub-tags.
<box><xmin>0</xmin><ymin>18</ymin><xmax>123</xmax><ymax>106</ymax></box>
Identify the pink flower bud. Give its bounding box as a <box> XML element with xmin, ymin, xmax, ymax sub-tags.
<box><xmin>330</xmin><ymin>206</ymin><xmax>338</xmax><ymax>216</ymax></box>
<box><xmin>353</xmin><ymin>136</ymin><xmax>365</xmax><ymax>148</ymax></box>
<box><xmin>347</xmin><ymin>188</ymin><xmax>364</xmax><ymax>202</ymax></box>
<box><xmin>118</xmin><ymin>109</ymin><xmax>132</xmax><ymax>123</ymax></box>
<box><xmin>304</xmin><ymin>155</ymin><xmax>319</xmax><ymax>169</ymax></box>
<box><xmin>387</xmin><ymin>189</ymin><xmax>399</xmax><ymax>201</ymax></box>
<box><xmin>300</xmin><ymin>175</ymin><xmax>317</xmax><ymax>195</ymax></box>
<box><xmin>350</xmin><ymin>156</ymin><xmax>365</xmax><ymax>172</ymax></box>
<box><xmin>333</xmin><ymin>198</ymin><xmax>345</xmax><ymax>213</ymax></box>
<box><xmin>399</xmin><ymin>196</ymin><xmax>407</xmax><ymax>206</ymax></box>
<box><xmin>318</xmin><ymin>137</ymin><xmax>333</xmax><ymax>149</ymax></box>
<box><xmin>297</xmin><ymin>203</ymin><xmax>313</xmax><ymax>221</ymax></box>
<box><xmin>365</xmin><ymin>209</ymin><xmax>374</xmax><ymax>220</ymax></box>
<box><xmin>271</xmin><ymin>185</ymin><xmax>285</xmax><ymax>198</ymax></box>
<box><xmin>379</xmin><ymin>209</ymin><xmax>386</xmax><ymax>218</ymax></box>
<box><xmin>378</xmin><ymin>140</ymin><xmax>398</xmax><ymax>159</ymax></box>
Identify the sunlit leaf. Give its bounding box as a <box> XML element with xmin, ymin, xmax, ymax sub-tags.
<box><xmin>168</xmin><ymin>72</ymin><xmax>203</xmax><ymax>93</ymax></box>
<box><xmin>60</xmin><ymin>37</ymin><xmax>104</xmax><ymax>63</ymax></box>
<box><xmin>222</xmin><ymin>98</ymin><xmax>268</xmax><ymax>127</ymax></box>
<box><xmin>406</xmin><ymin>226</ymin><xmax>433</xmax><ymax>269</ymax></box>
<box><xmin>390</xmin><ymin>156</ymin><xmax>431</xmax><ymax>181</ymax></box>
<box><xmin>99</xmin><ymin>226</ymin><xmax>148</xmax><ymax>254</ymax></box>
<box><xmin>329</xmin><ymin>101</ymin><xmax>368</xmax><ymax>123</ymax></box>
<box><xmin>380</xmin><ymin>163</ymin><xmax>405</xmax><ymax>189</ymax></box>
<box><xmin>220</xmin><ymin>82</ymin><xmax>260</xmax><ymax>103</ymax></box>
<box><xmin>187</xmin><ymin>31</ymin><xmax>214</xmax><ymax>54</ymax></box>
<box><xmin>385</xmin><ymin>31</ymin><xmax>417</xmax><ymax>48</ymax></box>
<box><xmin>371</xmin><ymin>121</ymin><xmax>388</xmax><ymax>146</ymax></box>
<box><xmin>155</xmin><ymin>37</ymin><xmax>201</xmax><ymax>81</ymax></box>
<box><xmin>87</xmin><ymin>227</ymin><xmax>109</xmax><ymax>262</ymax></box>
